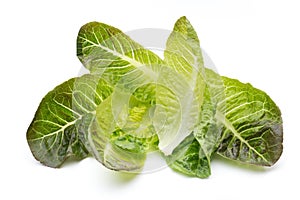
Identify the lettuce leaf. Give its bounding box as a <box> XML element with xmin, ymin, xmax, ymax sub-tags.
<box><xmin>26</xmin><ymin>75</ymin><xmax>113</xmax><ymax>167</ymax></box>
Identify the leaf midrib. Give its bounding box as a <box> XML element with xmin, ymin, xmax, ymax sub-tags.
<box><xmin>79</xmin><ymin>36</ymin><xmax>145</xmax><ymax>68</ymax></box>
<box><xmin>29</xmin><ymin>119</ymin><xmax>79</xmax><ymax>142</ymax></box>
<box><xmin>215</xmin><ymin>109</ymin><xmax>270</xmax><ymax>164</ymax></box>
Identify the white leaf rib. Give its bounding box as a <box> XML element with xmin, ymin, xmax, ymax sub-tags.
<box><xmin>215</xmin><ymin>110</ymin><xmax>269</xmax><ymax>164</ymax></box>
<box><xmin>52</xmin><ymin>99</ymin><xmax>82</xmax><ymax>118</ymax></box>
<box><xmin>92</xmin><ymin>31</ymin><xmax>100</xmax><ymax>45</ymax></box>
<box><xmin>217</xmin><ymin>91</ymin><xmax>247</xmax><ymax>106</ymax></box>
<box><xmin>34</xmin><ymin>120</ymin><xmax>63</xmax><ymax>128</ymax></box>
<box><xmin>78</xmin><ymin>35</ymin><xmax>145</xmax><ymax>68</ymax></box>
<box><xmin>29</xmin><ymin>119</ymin><xmax>77</xmax><ymax>142</ymax></box>
<box><xmin>46</xmin><ymin>104</ymin><xmax>69</xmax><ymax>124</ymax></box>
<box><xmin>72</xmin><ymin>96</ymin><xmax>91</xmax><ymax>114</ymax></box>
<box><xmin>225</xmin><ymin>100</ymin><xmax>262</xmax><ymax>116</ymax></box>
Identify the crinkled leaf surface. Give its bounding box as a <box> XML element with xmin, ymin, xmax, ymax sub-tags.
<box><xmin>76</xmin><ymin>22</ymin><xmax>162</xmax><ymax>171</ymax></box>
<box><xmin>77</xmin><ymin>21</ymin><xmax>163</xmax><ymax>80</ymax></box>
<box><xmin>77</xmin><ymin>21</ymin><xmax>196</xmax><ymax>156</ymax></box>
<box><xmin>88</xmin><ymin>94</ymin><xmax>158</xmax><ymax>172</ymax></box>
<box><xmin>198</xmin><ymin>68</ymin><xmax>283</xmax><ymax>166</ymax></box>
<box><xmin>164</xmin><ymin>17</ymin><xmax>283</xmax><ymax>178</ymax></box>
<box><xmin>165</xmin><ymin>134</ymin><xmax>211</xmax><ymax>178</ymax></box>
<box><xmin>216</xmin><ymin>76</ymin><xmax>283</xmax><ymax>166</ymax></box>
<box><xmin>26</xmin><ymin>74</ymin><xmax>113</xmax><ymax>167</ymax></box>
<box><xmin>27</xmin><ymin>17</ymin><xmax>283</xmax><ymax>176</ymax></box>
<box><xmin>158</xmin><ymin>16</ymin><xmax>206</xmax><ymax>156</ymax></box>
<box><xmin>163</xmin><ymin>16</ymin><xmax>214</xmax><ymax>178</ymax></box>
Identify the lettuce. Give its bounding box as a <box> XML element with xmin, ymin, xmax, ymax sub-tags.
<box><xmin>27</xmin><ymin>17</ymin><xmax>283</xmax><ymax>178</ymax></box>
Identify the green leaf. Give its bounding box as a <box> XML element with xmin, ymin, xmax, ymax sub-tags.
<box><xmin>155</xmin><ymin>16</ymin><xmax>207</xmax><ymax>156</ymax></box>
<box><xmin>88</xmin><ymin>92</ymin><xmax>158</xmax><ymax>172</ymax></box>
<box><xmin>164</xmin><ymin>16</ymin><xmax>204</xmax><ymax>77</ymax></box>
<box><xmin>216</xmin><ymin>76</ymin><xmax>283</xmax><ymax>166</ymax></box>
<box><xmin>26</xmin><ymin>74</ymin><xmax>113</xmax><ymax>167</ymax></box>
<box><xmin>165</xmin><ymin>134</ymin><xmax>211</xmax><ymax>178</ymax></box>
<box><xmin>87</xmin><ymin>116</ymin><xmax>148</xmax><ymax>172</ymax></box>
<box><xmin>153</xmin><ymin>73</ymin><xmax>192</xmax><ymax>155</ymax></box>
<box><xmin>163</xmin><ymin>16</ymin><xmax>214</xmax><ymax>178</ymax></box>
<box><xmin>77</xmin><ymin>21</ymin><xmax>163</xmax><ymax>84</ymax></box>
<box><xmin>196</xmin><ymin>68</ymin><xmax>283</xmax><ymax>166</ymax></box>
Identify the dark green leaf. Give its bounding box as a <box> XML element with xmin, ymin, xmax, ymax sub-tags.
<box><xmin>26</xmin><ymin>75</ymin><xmax>113</xmax><ymax>167</ymax></box>
<box><xmin>216</xmin><ymin>76</ymin><xmax>283</xmax><ymax>166</ymax></box>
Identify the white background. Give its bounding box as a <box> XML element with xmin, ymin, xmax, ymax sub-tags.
<box><xmin>1</xmin><ymin>0</ymin><xmax>299</xmax><ymax>199</ymax></box>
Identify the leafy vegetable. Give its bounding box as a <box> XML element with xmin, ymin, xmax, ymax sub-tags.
<box><xmin>77</xmin><ymin>21</ymin><xmax>200</xmax><ymax>156</ymax></box>
<box><xmin>164</xmin><ymin>17</ymin><xmax>282</xmax><ymax>178</ymax></box>
<box><xmin>27</xmin><ymin>16</ymin><xmax>283</xmax><ymax>178</ymax></box>
<box><xmin>163</xmin><ymin>16</ymin><xmax>213</xmax><ymax>178</ymax></box>
<box><xmin>77</xmin><ymin>21</ymin><xmax>163</xmax><ymax>78</ymax></box>
<box><xmin>26</xmin><ymin>75</ymin><xmax>113</xmax><ymax>167</ymax></box>
<box><xmin>76</xmin><ymin>22</ymin><xmax>162</xmax><ymax>171</ymax></box>
<box><xmin>157</xmin><ymin>16</ymin><xmax>205</xmax><ymax>156</ymax></box>
<box><xmin>216</xmin><ymin>75</ymin><xmax>283</xmax><ymax>166</ymax></box>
